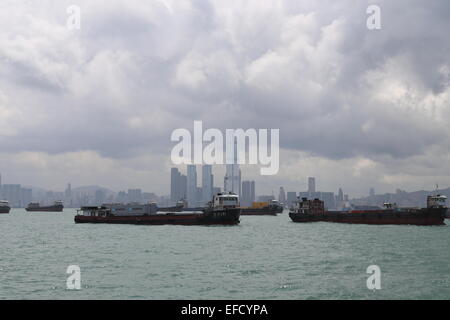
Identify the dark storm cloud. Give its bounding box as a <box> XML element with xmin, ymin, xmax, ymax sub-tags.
<box><xmin>1</xmin><ymin>0</ymin><xmax>450</xmax><ymax>165</ymax></box>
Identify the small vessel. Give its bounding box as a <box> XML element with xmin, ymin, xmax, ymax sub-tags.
<box><xmin>75</xmin><ymin>193</ymin><xmax>241</xmax><ymax>226</ymax></box>
<box><xmin>26</xmin><ymin>201</ymin><xmax>64</xmax><ymax>212</ymax></box>
<box><xmin>241</xmin><ymin>200</ymin><xmax>283</xmax><ymax>216</ymax></box>
<box><xmin>0</xmin><ymin>200</ymin><xmax>11</xmax><ymax>214</ymax></box>
<box><xmin>289</xmin><ymin>195</ymin><xmax>447</xmax><ymax>226</ymax></box>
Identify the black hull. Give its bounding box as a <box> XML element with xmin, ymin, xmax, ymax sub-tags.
<box><xmin>241</xmin><ymin>207</ymin><xmax>282</xmax><ymax>216</ymax></box>
<box><xmin>75</xmin><ymin>208</ymin><xmax>240</xmax><ymax>226</ymax></box>
<box><xmin>26</xmin><ymin>205</ymin><xmax>64</xmax><ymax>212</ymax></box>
<box><xmin>0</xmin><ymin>207</ymin><xmax>11</xmax><ymax>214</ymax></box>
<box><xmin>289</xmin><ymin>208</ymin><xmax>446</xmax><ymax>226</ymax></box>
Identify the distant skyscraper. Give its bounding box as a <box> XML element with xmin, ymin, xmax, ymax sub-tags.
<box><xmin>187</xmin><ymin>165</ymin><xmax>197</xmax><ymax>207</ymax></box>
<box><xmin>308</xmin><ymin>177</ymin><xmax>316</xmax><ymax>194</ymax></box>
<box><xmin>202</xmin><ymin>165</ymin><xmax>213</xmax><ymax>204</ymax></box>
<box><xmin>338</xmin><ymin>188</ymin><xmax>344</xmax><ymax>202</ymax></box>
<box><xmin>286</xmin><ymin>192</ymin><xmax>297</xmax><ymax>207</ymax></box>
<box><xmin>171</xmin><ymin>168</ymin><xmax>187</xmax><ymax>203</ymax></box>
<box><xmin>224</xmin><ymin>141</ymin><xmax>241</xmax><ymax>196</ymax></box>
<box><xmin>65</xmin><ymin>183</ymin><xmax>72</xmax><ymax>199</ymax></box>
<box><xmin>370</xmin><ymin>188</ymin><xmax>375</xmax><ymax>197</ymax></box>
<box><xmin>241</xmin><ymin>181</ymin><xmax>255</xmax><ymax>207</ymax></box>
<box><xmin>171</xmin><ymin>168</ymin><xmax>181</xmax><ymax>202</ymax></box>
<box><xmin>278</xmin><ymin>187</ymin><xmax>286</xmax><ymax>204</ymax></box>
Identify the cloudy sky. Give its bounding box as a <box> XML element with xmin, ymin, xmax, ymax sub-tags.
<box><xmin>0</xmin><ymin>0</ymin><xmax>449</xmax><ymax>197</ymax></box>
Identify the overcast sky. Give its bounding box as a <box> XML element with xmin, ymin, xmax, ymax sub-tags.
<box><xmin>1</xmin><ymin>0</ymin><xmax>450</xmax><ymax>197</ymax></box>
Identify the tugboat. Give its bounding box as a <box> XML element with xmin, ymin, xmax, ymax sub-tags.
<box><xmin>74</xmin><ymin>193</ymin><xmax>241</xmax><ymax>226</ymax></box>
<box><xmin>241</xmin><ymin>200</ymin><xmax>283</xmax><ymax>216</ymax></box>
<box><xmin>0</xmin><ymin>200</ymin><xmax>11</xmax><ymax>214</ymax></box>
<box><xmin>26</xmin><ymin>201</ymin><xmax>64</xmax><ymax>212</ymax></box>
<box><xmin>289</xmin><ymin>195</ymin><xmax>447</xmax><ymax>226</ymax></box>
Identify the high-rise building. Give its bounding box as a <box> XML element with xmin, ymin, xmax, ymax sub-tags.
<box><xmin>224</xmin><ymin>141</ymin><xmax>241</xmax><ymax>196</ymax></box>
<box><xmin>286</xmin><ymin>192</ymin><xmax>297</xmax><ymax>207</ymax></box>
<box><xmin>187</xmin><ymin>165</ymin><xmax>197</xmax><ymax>207</ymax></box>
<box><xmin>170</xmin><ymin>168</ymin><xmax>187</xmax><ymax>203</ymax></box>
<box><xmin>65</xmin><ymin>183</ymin><xmax>72</xmax><ymax>198</ymax></box>
<box><xmin>128</xmin><ymin>189</ymin><xmax>142</xmax><ymax>203</ymax></box>
<box><xmin>278</xmin><ymin>187</ymin><xmax>286</xmax><ymax>204</ymax></box>
<box><xmin>338</xmin><ymin>188</ymin><xmax>344</xmax><ymax>202</ymax></box>
<box><xmin>370</xmin><ymin>188</ymin><xmax>375</xmax><ymax>197</ymax></box>
<box><xmin>308</xmin><ymin>177</ymin><xmax>316</xmax><ymax>194</ymax></box>
<box><xmin>241</xmin><ymin>180</ymin><xmax>255</xmax><ymax>207</ymax></box>
<box><xmin>202</xmin><ymin>165</ymin><xmax>213</xmax><ymax>204</ymax></box>
<box><xmin>224</xmin><ymin>165</ymin><xmax>241</xmax><ymax>196</ymax></box>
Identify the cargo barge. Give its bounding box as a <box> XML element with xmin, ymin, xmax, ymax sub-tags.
<box><xmin>0</xmin><ymin>200</ymin><xmax>11</xmax><ymax>214</ymax></box>
<box><xmin>75</xmin><ymin>193</ymin><xmax>241</xmax><ymax>226</ymax></box>
<box><xmin>241</xmin><ymin>200</ymin><xmax>283</xmax><ymax>216</ymax></box>
<box><xmin>26</xmin><ymin>201</ymin><xmax>64</xmax><ymax>212</ymax></box>
<box><xmin>289</xmin><ymin>195</ymin><xmax>447</xmax><ymax>226</ymax></box>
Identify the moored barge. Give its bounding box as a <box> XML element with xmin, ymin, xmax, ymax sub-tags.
<box><xmin>75</xmin><ymin>193</ymin><xmax>241</xmax><ymax>226</ymax></box>
<box><xmin>289</xmin><ymin>195</ymin><xmax>447</xmax><ymax>226</ymax></box>
<box><xmin>241</xmin><ymin>200</ymin><xmax>283</xmax><ymax>216</ymax></box>
<box><xmin>26</xmin><ymin>201</ymin><xmax>64</xmax><ymax>212</ymax></box>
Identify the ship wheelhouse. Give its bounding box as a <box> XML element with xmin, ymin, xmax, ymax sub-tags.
<box><xmin>427</xmin><ymin>195</ymin><xmax>448</xmax><ymax>208</ymax></box>
<box><xmin>212</xmin><ymin>193</ymin><xmax>239</xmax><ymax>209</ymax></box>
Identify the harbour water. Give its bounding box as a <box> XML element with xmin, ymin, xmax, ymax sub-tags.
<box><xmin>1</xmin><ymin>209</ymin><xmax>449</xmax><ymax>300</ymax></box>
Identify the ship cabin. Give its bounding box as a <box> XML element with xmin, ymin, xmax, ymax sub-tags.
<box><xmin>78</xmin><ymin>206</ymin><xmax>111</xmax><ymax>217</ymax></box>
<box><xmin>0</xmin><ymin>200</ymin><xmax>9</xmax><ymax>206</ymax></box>
<box><xmin>427</xmin><ymin>195</ymin><xmax>447</xmax><ymax>208</ymax></box>
<box><xmin>292</xmin><ymin>198</ymin><xmax>325</xmax><ymax>215</ymax></box>
<box><xmin>212</xmin><ymin>193</ymin><xmax>239</xmax><ymax>209</ymax></box>
<box><xmin>269</xmin><ymin>199</ymin><xmax>281</xmax><ymax>208</ymax></box>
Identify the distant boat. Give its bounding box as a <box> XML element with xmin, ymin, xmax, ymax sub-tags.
<box><xmin>0</xmin><ymin>200</ymin><xmax>11</xmax><ymax>214</ymax></box>
<box><xmin>26</xmin><ymin>201</ymin><xmax>64</xmax><ymax>212</ymax></box>
<box><xmin>241</xmin><ymin>200</ymin><xmax>283</xmax><ymax>216</ymax></box>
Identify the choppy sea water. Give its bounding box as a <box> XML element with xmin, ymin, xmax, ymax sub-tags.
<box><xmin>0</xmin><ymin>209</ymin><xmax>449</xmax><ymax>300</ymax></box>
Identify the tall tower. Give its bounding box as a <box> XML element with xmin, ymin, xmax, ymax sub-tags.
<box><xmin>224</xmin><ymin>141</ymin><xmax>241</xmax><ymax>196</ymax></box>
<box><xmin>170</xmin><ymin>168</ymin><xmax>181</xmax><ymax>203</ymax></box>
<box><xmin>308</xmin><ymin>177</ymin><xmax>316</xmax><ymax>194</ymax></box>
<box><xmin>186</xmin><ymin>165</ymin><xmax>197</xmax><ymax>207</ymax></box>
<box><xmin>202</xmin><ymin>165</ymin><xmax>213</xmax><ymax>204</ymax></box>
<box><xmin>279</xmin><ymin>187</ymin><xmax>286</xmax><ymax>204</ymax></box>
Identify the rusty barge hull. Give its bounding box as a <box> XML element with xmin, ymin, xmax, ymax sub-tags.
<box><xmin>75</xmin><ymin>209</ymin><xmax>241</xmax><ymax>226</ymax></box>
<box><xmin>289</xmin><ymin>208</ymin><xmax>446</xmax><ymax>226</ymax></box>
